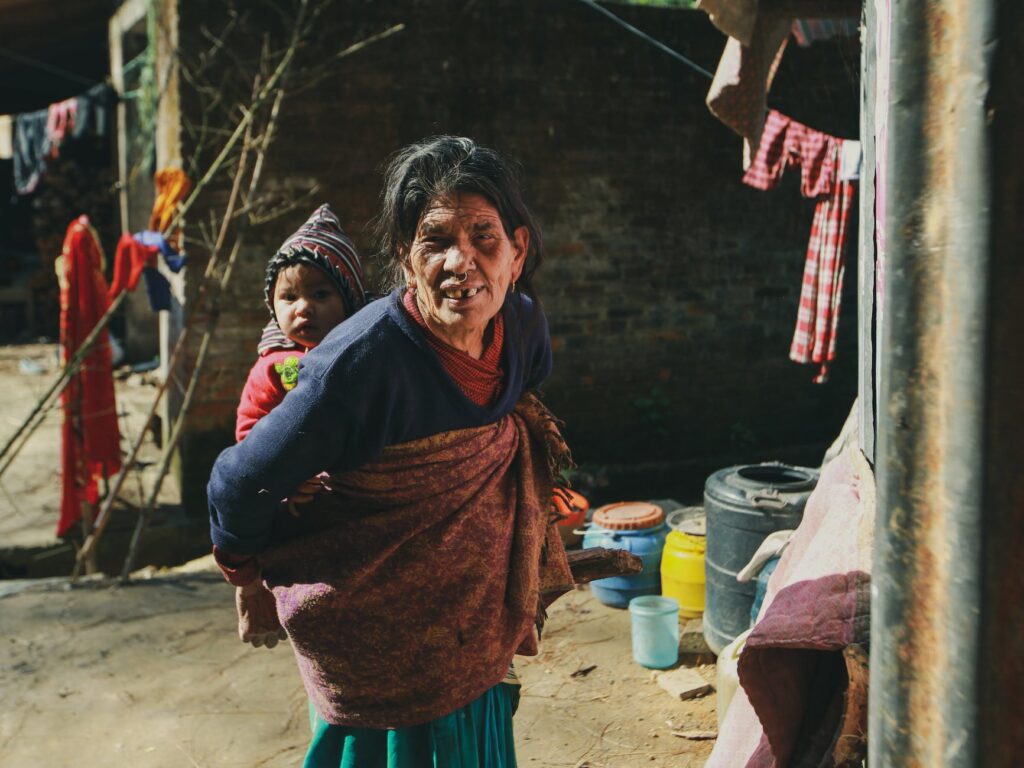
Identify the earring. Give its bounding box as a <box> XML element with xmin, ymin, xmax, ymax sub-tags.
<box><xmin>511</xmin><ymin>280</ymin><xmax>517</xmax><ymax>292</ymax></box>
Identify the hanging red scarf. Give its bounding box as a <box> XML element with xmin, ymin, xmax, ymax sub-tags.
<box><xmin>107</xmin><ymin>233</ymin><xmax>159</xmax><ymax>299</ymax></box>
<box><xmin>402</xmin><ymin>288</ymin><xmax>505</xmax><ymax>407</ymax></box>
<box><xmin>57</xmin><ymin>216</ymin><xmax>122</xmax><ymax>536</ymax></box>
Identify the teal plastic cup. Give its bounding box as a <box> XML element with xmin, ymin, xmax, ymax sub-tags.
<box><xmin>629</xmin><ymin>595</ymin><xmax>680</xmax><ymax>669</ymax></box>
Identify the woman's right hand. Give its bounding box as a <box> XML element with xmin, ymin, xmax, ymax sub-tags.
<box><xmin>235</xmin><ymin>581</ymin><xmax>287</xmax><ymax>649</ymax></box>
<box><xmin>286</xmin><ymin>473</ymin><xmax>327</xmax><ymax>517</ymax></box>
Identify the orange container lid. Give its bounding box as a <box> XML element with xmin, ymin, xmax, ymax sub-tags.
<box><xmin>592</xmin><ymin>501</ymin><xmax>664</xmax><ymax>531</ymax></box>
<box><xmin>554</xmin><ymin>489</ymin><xmax>589</xmax><ymax>526</ymax></box>
<box><xmin>554</xmin><ymin>489</ymin><xmax>589</xmax><ymax>514</ymax></box>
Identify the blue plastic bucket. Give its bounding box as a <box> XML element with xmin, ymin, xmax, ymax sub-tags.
<box><xmin>583</xmin><ymin>501</ymin><xmax>667</xmax><ymax>609</ymax></box>
<box><xmin>629</xmin><ymin>595</ymin><xmax>680</xmax><ymax>669</ymax></box>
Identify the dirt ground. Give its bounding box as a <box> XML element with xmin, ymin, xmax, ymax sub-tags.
<box><xmin>0</xmin><ymin>342</ymin><xmax>179</xmax><ymax>555</ymax></box>
<box><xmin>0</xmin><ymin>343</ymin><xmax>718</xmax><ymax>766</ymax></box>
<box><xmin>0</xmin><ymin>563</ymin><xmax>716</xmax><ymax>768</ymax></box>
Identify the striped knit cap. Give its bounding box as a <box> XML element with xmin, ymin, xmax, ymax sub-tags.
<box><xmin>259</xmin><ymin>204</ymin><xmax>367</xmax><ymax>354</ymax></box>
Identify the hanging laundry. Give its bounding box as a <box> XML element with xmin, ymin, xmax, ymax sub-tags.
<box><xmin>141</xmin><ymin>269</ymin><xmax>172</xmax><ymax>311</ymax></box>
<box><xmin>744</xmin><ymin>111</ymin><xmax>857</xmax><ymax>383</ymax></box>
<box><xmin>790</xmin><ymin>170</ymin><xmax>856</xmax><ymax>383</ymax></box>
<box><xmin>706</xmin><ymin>15</ymin><xmax>792</xmax><ymax>169</ymax></box>
<box><xmin>839</xmin><ymin>139</ymin><xmax>862</xmax><ymax>182</ymax></box>
<box><xmin>108</xmin><ymin>233</ymin><xmax>160</xmax><ymax>298</ymax></box>
<box><xmin>56</xmin><ymin>216</ymin><xmax>122</xmax><ymax>537</ymax></box>
<box><xmin>696</xmin><ymin>0</ymin><xmax>759</xmax><ymax>46</ymax></box>
<box><xmin>790</xmin><ymin>19</ymin><xmax>860</xmax><ymax>48</ymax></box>
<box><xmin>108</xmin><ymin>231</ymin><xmax>187</xmax><ymax>312</ymax></box>
<box><xmin>46</xmin><ymin>97</ymin><xmax>78</xmax><ymax>159</ymax></box>
<box><xmin>12</xmin><ymin>109</ymin><xmax>50</xmax><ymax>194</ymax></box>
<box><xmin>742</xmin><ymin>109</ymin><xmax>838</xmax><ymax>197</ymax></box>
<box><xmin>134</xmin><ymin>229</ymin><xmax>186</xmax><ymax>271</ymax></box>
<box><xmin>149</xmin><ymin>169</ymin><xmax>192</xmax><ymax>251</ymax></box>
<box><xmin>133</xmin><ymin>231</ymin><xmax>186</xmax><ymax>312</ymax></box>
<box><xmin>0</xmin><ymin>115</ymin><xmax>12</xmax><ymax>160</ymax></box>
<box><xmin>72</xmin><ymin>83</ymin><xmax>116</xmax><ymax>140</ymax></box>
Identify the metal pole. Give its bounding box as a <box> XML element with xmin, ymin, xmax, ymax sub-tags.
<box><xmin>870</xmin><ymin>0</ymin><xmax>997</xmax><ymax>765</ymax></box>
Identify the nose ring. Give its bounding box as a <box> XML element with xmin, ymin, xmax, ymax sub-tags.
<box><xmin>451</xmin><ymin>272</ymin><xmax>468</xmax><ymax>284</ymax></box>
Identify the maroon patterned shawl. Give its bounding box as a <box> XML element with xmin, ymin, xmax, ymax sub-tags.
<box><xmin>257</xmin><ymin>393</ymin><xmax>574</xmax><ymax>728</ymax></box>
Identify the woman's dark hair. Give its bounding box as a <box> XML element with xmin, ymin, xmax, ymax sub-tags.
<box><xmin>372</xmin><ymin>136</ymin><xmax>543</xmax><ymax>295</ymax></box>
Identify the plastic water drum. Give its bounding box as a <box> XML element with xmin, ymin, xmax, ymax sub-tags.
<box><xmin>703</xmin><ymin>463</ymin><xmax>817</xmax><ymax>654</ymax></box>
<box><xmin>660</xmin><ymin>507</ymin><xmax>706</xmax><ymax>619</ymax></box>
<box><xmin>583</xmin><ymin>501</ymin><xmax>667</xmax><ymax>608</ymax></box>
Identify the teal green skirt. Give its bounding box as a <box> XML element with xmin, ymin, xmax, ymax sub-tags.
<box><xmin>303</xmin><ymin>683</ymin><xmax>519</xmax><ymax>768</ymax></box>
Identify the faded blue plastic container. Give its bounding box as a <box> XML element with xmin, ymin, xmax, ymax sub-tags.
<box><xmin>582</xmin><ymin>501</ymin><xmax>668</xmax><ymax>609</ymax></box>
<box><xmin>629</xmin><ymin>595</ymin><xmax>680</xmax><ymax>669</ymax></box>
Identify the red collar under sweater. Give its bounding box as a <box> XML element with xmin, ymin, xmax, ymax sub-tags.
<box><xmin>402</xmin><ymin>288</ymin><xmax>505</xmax><ymax>407</ymax></box>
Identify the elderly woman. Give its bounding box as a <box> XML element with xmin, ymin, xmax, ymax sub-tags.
<box><xmin>208</xmin><ymin>136</ymin><xmax>574</xmax><ymax>766</ymax></box>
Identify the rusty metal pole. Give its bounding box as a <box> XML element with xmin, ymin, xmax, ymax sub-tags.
<box><xmin>870</xmin><ymin>0</ymin><xmax>999</xmax><ymax>765</ymax></box>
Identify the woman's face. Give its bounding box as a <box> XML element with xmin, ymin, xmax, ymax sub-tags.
<box><xmin>403</xmin><ymin>192</ymin><xmax>528</xmax><ymax>356</ymax></box>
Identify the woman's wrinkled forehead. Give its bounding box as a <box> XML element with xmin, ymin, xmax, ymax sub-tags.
<box><xmin>413</xmin><ymin>191</ymin><xmax>512</xmax><ymax>239</ymax></box>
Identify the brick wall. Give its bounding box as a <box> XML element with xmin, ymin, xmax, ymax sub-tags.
<box><xmin>171</xmin><ymin>0</ymin><xmax>861</xmax><ymax>515</ymax></box>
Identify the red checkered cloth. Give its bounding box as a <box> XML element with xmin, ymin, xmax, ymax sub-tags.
<box><xmin>789</xmin><ymin>171</ymin><xmax>856</xmax><ymax>383</ymax></box>
<box><xmin>742</xmin><ymin>110</ymin><xmax>838</xmax><ymax>199</ymax></box>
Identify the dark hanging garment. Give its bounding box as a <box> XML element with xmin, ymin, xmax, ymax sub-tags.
<box><xmin>13</xmin><ymin>109</ymin><xmax>50</xmax><ymax>194</ymax></box>
<box><xmin>72</xmin><ymin>83</ymin><xmax>116</xmax><ymax>140</ymax></box>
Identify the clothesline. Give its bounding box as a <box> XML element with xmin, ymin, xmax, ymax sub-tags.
<box><xmin>1</xmin><ymin>82</ymin><xmax>116</xmax><ymax>195</ymax></box>
<box><xmin>0</xmin><ymin>44</ymin><xmax>101</xmax><ymax>89</ymax></box>
<box><xmin>574</xmin><ymin>0</ymin><xmax>715</xmax><ymax>79</ymax></box>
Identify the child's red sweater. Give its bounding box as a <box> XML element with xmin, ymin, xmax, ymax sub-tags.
<box><xmin>235</xmin><ymin>347</ymin><xmax>307</xmax><ymax>442</ymax></box>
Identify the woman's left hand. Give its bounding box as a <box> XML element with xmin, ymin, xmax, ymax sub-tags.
<box><xmin>236</xmin><ymin>581</ymin><xmax>287</xmax><ymax>649</ymax></box>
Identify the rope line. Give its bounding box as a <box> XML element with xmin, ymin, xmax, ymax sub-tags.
<box><xmin>574</xmin><ymin>0</ymin><xmax>714</xmax><ymax>80</ymax></box>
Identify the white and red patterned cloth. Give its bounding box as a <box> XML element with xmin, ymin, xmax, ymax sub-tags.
<box><xmin>743</xmin><ymin>110</ymin><xmax>857</xmax><ymax>383</ymax></box>
<box><xmin>789</xmin><ymin>172</ymin><xmax>856</xmax><ymax>382</ymax></box>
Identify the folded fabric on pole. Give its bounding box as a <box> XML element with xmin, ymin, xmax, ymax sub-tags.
<box><xmin>706</xmin><ymin>15</ymin><xmax>791</xmax><ymax>169</ymax></box>
<box><xmin>696</xmin><ymin>0</ymin><xmax>759</xmax><ymax>47</ymax></box>
<box><xmin>57</xmin><ymin>216</ymin><xmax>122</xmax><ymax>537</ymax></box>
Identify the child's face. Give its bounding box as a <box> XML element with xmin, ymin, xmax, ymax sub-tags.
<box><xmin>272</xmin><ymin>263</ymin><xmax>347</xmax><ymax>348</ymax></box>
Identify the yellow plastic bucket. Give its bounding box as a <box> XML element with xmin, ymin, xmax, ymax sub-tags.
<box><xmin>660</xmin><ymin>528</ymin><xmax>706</xmax><ymax>619</ymax></box>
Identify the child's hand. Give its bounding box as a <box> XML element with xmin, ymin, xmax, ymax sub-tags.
<box><xmin>286</xmin><ymin>473</ymin><xmax>328</xmax><ymax>517</ymax></box>
<box><xmin>236</xmin><ymin>581</ymin><xmax>287</xmax><ymax>649</ymax></box>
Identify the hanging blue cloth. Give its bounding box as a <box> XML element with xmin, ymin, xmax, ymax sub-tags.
<box><xmin>72</xmin><ymin>83</ymin><xmax>116</xmax><ymax>140</ymax></box>
<box><xmin>132</xmin><ymin>230</ymin><xmax>186</xmax><ymax>312</ymax></box>
<box><xmin>134</xmin><ymin>230</ymin><xmax>186</xmax><ymax>270</ymax></box>
<box><xmin>13</xmin><ymin>109</ymin><xmax>50</xmax><ymax>195</ymax></box>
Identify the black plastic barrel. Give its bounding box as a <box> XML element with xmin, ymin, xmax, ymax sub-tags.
<box><xmin>703</xmin><ymin>462</ymin><xmax>818</xmax><ymax>655</ymax></box>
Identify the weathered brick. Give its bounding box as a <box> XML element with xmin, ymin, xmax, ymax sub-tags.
<box><xmin>167</xmin><ymin>0</ymin><xmax>860</xmax><ymax>514</ymax></box>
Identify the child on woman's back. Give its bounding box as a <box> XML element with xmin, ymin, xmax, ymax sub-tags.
<box><xmin>236</xmin><ymin>203</ymin><xmax>367</xmax><ymax>440</ymax></box>
<box><xmin>222</xmin><ymin>204</ymin><xmax>367</xmax><ymax>648</ymax></box>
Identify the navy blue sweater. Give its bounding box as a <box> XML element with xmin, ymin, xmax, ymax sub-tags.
<box><xmin>208</xmin><ymin>289</ymin><xmax>552</xmax><ymax>554</ymax></box>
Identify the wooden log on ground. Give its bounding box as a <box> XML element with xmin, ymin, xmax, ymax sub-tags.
<box><xmin>564</xmin><ymin>547</ymin><xmax>643</xmax><ymax>585</ymax></box>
